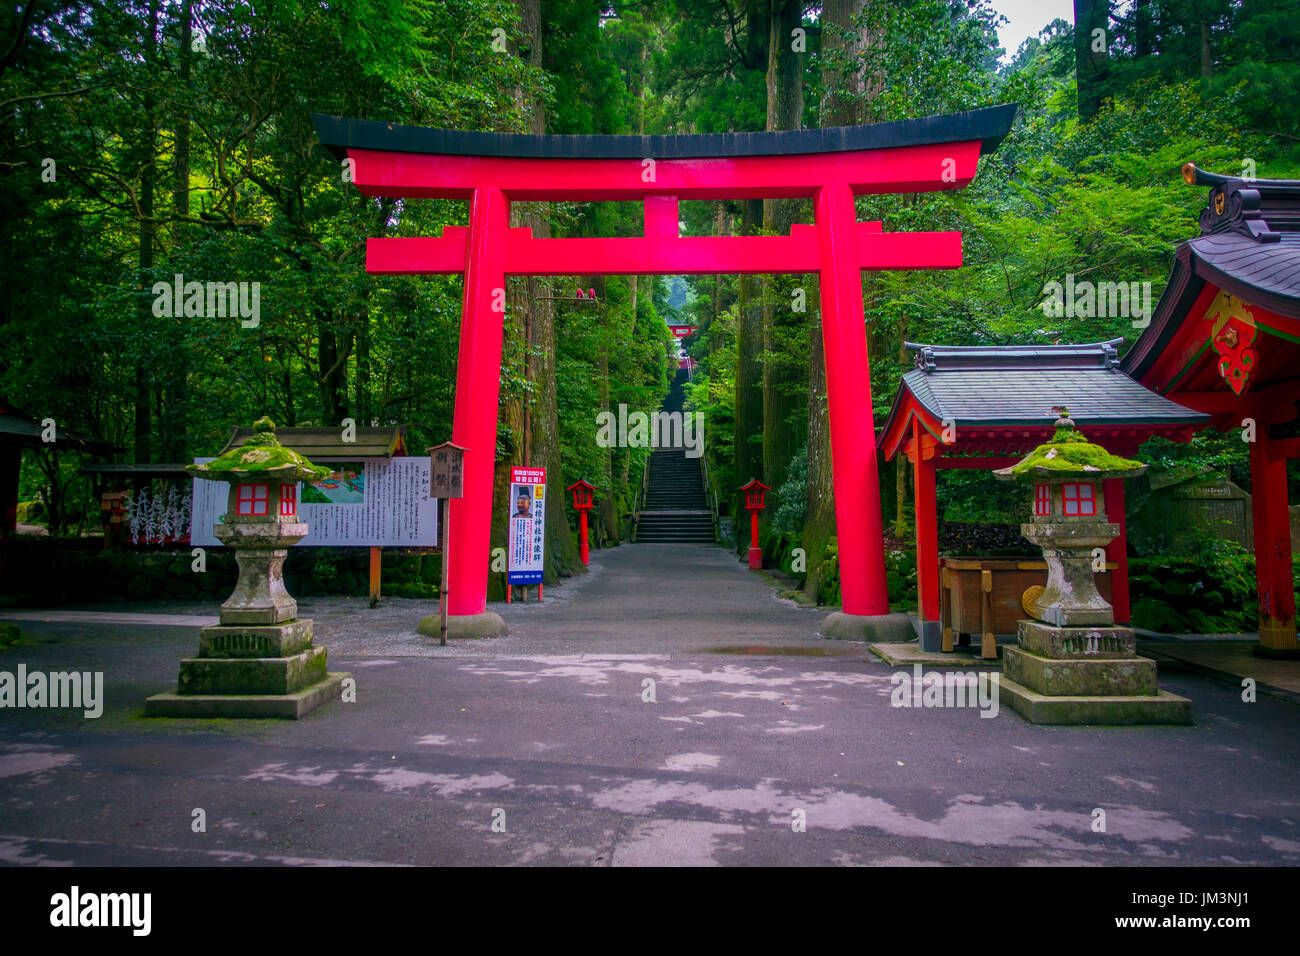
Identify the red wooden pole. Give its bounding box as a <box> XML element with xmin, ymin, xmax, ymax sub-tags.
<box><xmin>578</xmin><ymin>509</ymin><xmax>589</xmax><ymax>566</ymax></box>
<box><xmin>1250</xmin><ymin>429</ymin><xmax>1297</xmax><ymax>653</ymax></box>
<box><xmin>748</xmin><ymin>510</ymin><xmax>761</xmax><ymax>570</ymax></box>
<box><xmin>912</xmin><ymin>420</ymin><xmax>940</xmax><ymax>647</ymax></box>
<box><xmin>447</xmin><ymin>186</ymin><xmax>509</xmax><ymax>618</ymax></box>
<box><xmin>1103</xmin><ymin>477</ymin><xmax>1131</xmax><ymax>624</ymax></box>
<box><xmin>815</xmin><ymin>181</ymin><xmax>890</xmax><ymax>616</ymax></box>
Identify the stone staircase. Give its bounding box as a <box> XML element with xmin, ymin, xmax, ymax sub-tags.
<box><xmin>635</xmin><ymin>372</ymin><xmax>715</xmax><ymax>543</ymax></box>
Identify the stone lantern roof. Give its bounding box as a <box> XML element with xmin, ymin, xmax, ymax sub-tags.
<box><xmin>993</xmin><ymin>409</ymin><xmax>1146</xmax><ymax>482</ymax></box>
<box><xmin>186</xmin><ymin>417</ymin><xmax>331</xmax><ymax>484</ymax></box>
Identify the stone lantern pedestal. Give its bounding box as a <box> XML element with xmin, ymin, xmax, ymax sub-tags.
<box><xmin>145</xmin><ymin>418</ymin><xmax>348</xmax><ymax>719</ymax></box>
<box><xmin>993</xmin><ymin>412</ymin><xmax>1191</xmax><ymax>725</ymax></box>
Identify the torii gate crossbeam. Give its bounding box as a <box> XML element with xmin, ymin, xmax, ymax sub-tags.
<box><xmin>315</xmin><ymin>105</ymin><xmax>1016</xmax><ymax>638</ymax></box>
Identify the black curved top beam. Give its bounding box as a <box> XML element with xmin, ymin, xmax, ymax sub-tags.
<box><xmin>312</xmin><ymin>103</ymin><xmax>1017</xmax><ymax>162</ymax></box>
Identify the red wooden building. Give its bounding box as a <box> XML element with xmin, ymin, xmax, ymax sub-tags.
<box><xmin>879</xmin><ymin>341</ymin><xmax>1207</xmax><ymax>651</ymax></box>
<box><xmin>1124</xmin><ymin>165</ymin><xmax>1300</xmax><ymax>656</ymax></box>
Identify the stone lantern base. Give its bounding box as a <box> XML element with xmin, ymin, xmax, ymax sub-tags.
<box><xmin>145</xmin><ymin>618</ymin><xmax>348</xmax><ymax>719</ymax></box>
<box><xmin>146</xmin><ymin>521</ymin><xmax>349</xmax><ymax>719</ymax></box>
<box><xmin>999</xmin><ymin>620</ymin><xmax>1192</xmax><ymax>725</ymax></box>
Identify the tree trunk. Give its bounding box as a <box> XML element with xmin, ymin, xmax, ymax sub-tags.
<box><xmin>735</xmin><ymin>198</ymin><xmax>764</xmax><ymax>546</ymax></box>
<box><xmin>134</xmin><ymin>0</ymin><xmax>160</xmax><ymax>465</ymax></box>
<box><xmin>162</xmin><ymin>0</ymin><xmax>193</xmax><ymax>462</ymax></box>
<box><xmin>317</xmin><ymin>321</ymin><xmax>351</xmax><ymax>425</ymax></box>
<box><xmin>1073</xmin><ymin>0</ymin><xmax>1111</xmax><ymax>120</ymax></box>
<box><xmin>1134</xmin><ymin>0</ymin><xmax>1151</xmax><ymax>58</ymax></box>
<box><xmin>488</xmin><ymin>0</ymin><xmax>578</xmax><ymax>591</ymax></box>
<box><xmin>355</xmin><ymin>313</ymin><xmax>371</xmax><ymax>425</ymax></box>
<box><xmin>1199</xmin><ymin>18</ymin><xmax>1213</xmax><ymax>82</ymax></box>
<box><xmin>802</xmin><ymin>0</ymin><xmax>873</xmax><ymax>602</ymax></box>
<box><xmin>761</xmin><ymin>0</ymin><xmax>807</xmax><ymax>506</ymax></box>
<box><xmin>731</xmin><ymin>0</ymin><xmax>770</xmax><ymax>548</ymax></box>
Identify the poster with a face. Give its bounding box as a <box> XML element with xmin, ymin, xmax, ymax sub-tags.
<box><xmin>507</xmin><ymin>466</ymin><xmax>546</xmax><ymax>585</ymax></box>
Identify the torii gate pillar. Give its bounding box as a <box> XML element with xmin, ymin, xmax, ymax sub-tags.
<box><xmin>445</xmin><ymin>186</ymin><xmax>511</xmax><ymax>635</ymax></box>
<box><xmin>815</xmin><ymin>182</ymin><xmax>910</xmax><ymax>640</ymax></box>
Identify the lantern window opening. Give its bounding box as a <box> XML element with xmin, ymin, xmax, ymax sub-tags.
<box><xmin>1034</xmin><ymin>483</ymin><xmax>1051</xmax><ymax>516</ymax></box>
<box><xmin>1062</xmin><ymin>482</ymin><xmax>1096</xmax><ymax>517</ymax></box>
<box><xmin>236</xmin><ymin>483</ymin><xmax>270</xmax><ymax>517</ymax></box>
<box><xmin>279</xmin><ymin>483</ymin><xmax>297</xmax><ymax>517</ymax></box>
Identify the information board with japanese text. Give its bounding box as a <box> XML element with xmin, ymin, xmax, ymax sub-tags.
<box><xmin>190</xmin><ymin>457</ymin><xmax>437</xmax><ymax>547</ymax></box>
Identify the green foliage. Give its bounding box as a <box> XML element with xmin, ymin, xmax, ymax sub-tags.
<box><xmin>814</xmin><ymin>536</ymin><xmax>841</xmax><ymax>607</ymax></box>
<box><xmin>0</xmin><ymin>622</ymin><xmax>25</xmax><ymax>651</ymax></box>
<box><xmin>771</xmin><ymin>445</ymin><xmax>807</xmax><ymax>534</ymax></box>
<box><xmin>5</xmin><ymin>0</ymin><xmax>1298</xmax><ymax>584</ymax></box>
<box><xmin>1130</xmin><ymin>539</ymin><xmax>1258</xmax><ymax>634</ymax></box>
<box><xmin>885</xmin><ymin>550</ymin><xmax>918</xmax><ymax>607</ymax></box>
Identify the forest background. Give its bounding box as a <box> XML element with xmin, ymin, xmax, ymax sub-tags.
<box><xmin>3</xmin><ymin>0</ymin><xmax>1297</xmax><ymax>625</ymax></box>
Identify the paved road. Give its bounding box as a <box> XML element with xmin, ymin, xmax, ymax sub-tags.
<box><xmin>1</xmin><ymin>543</ymin><xmax>1297</xmax><ymax>865</ymax></box>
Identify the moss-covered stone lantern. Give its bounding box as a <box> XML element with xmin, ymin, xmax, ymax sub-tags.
<box><xmin>187</xmin><ymin>416</ymin><xmax>331</xmax><ymax>625</ymax></box>
<box><xmin>992</xmin><ymin>409</ymin><xmax>1191</xmax><ymax>725</ymax></box>
<box><xmin>996</xmin><ymin>409</ymin><xmax>1145</xmax><ymax>627</ymax></box>
<box><xmin>145</xmin><ymin>417</ymin><xmax>348</xmax><ymax>719</ymax></box>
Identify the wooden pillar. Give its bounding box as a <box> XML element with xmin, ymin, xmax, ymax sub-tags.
<box><xmin>1250</xmin><ymin>428</ymin><xmax>1297</xmax><ymax>653</ymax></box>
<box><xmin>979</xmin><ymin>568</ymin><xmax>996</xmax><ymax>659</ymax></box>
<box><xmin>1103</xmin><ymin>477</ymin><xmax>1131</xmax><ymax>624</ymax></box>
<box><xmin>940</xmin><ymin>563</ymin><xmax>954</xmax><ymax>652</ymax></box>
<box><xmin>0</xmin><ymin>442</ymin><xmax>19</xmax><ymax>537</ymax></box>
<box><xmin>911</xmin><ymin>419</ymin><xmax>941</xmax><ymax>650</ymax></box>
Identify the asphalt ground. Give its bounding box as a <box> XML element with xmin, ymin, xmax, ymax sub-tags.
<box><xmin>1</xmin><ymin>542</ymin><xmax>1297</xmax><ymax>866</ymax></box>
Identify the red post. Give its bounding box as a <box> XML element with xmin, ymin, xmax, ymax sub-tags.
<box><xmin>912</xmin><ymin>419</ymin><xmax>940</xmax><ymax>648</ymax></box>
<box><xmin>1103</xmin><ymin>477</ymin><xmax>1131</xmax><ymax>625</ymax></box>
<box><xmin>447</xmin><ymin>186</ymin><xmax>509</xmax><ymax>618</ymax></box>
<box><xmin>749</xmin><ymin>511</ymin><xmax>761</xmax><ymax>569</ymax></box>
<box><xmin>578</xmin><ymin>510</ymin><xmax>589</xmax><ymax>566</ymax></box>
<box><xmin>815</xmin><ymin>181</ymin><xmax>890</xmax><ymax>616</ymax></box>
<box><xmin>1250</xmin><ymin>429</ymin><xmax>1297</xmax><ymax>653</ymax></box>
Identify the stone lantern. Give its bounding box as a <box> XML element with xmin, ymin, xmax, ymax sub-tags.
<box><xmin>145</xmin><ymin>417</ymin><xmax>349</xmax><ymax>718</ymax></box>
<box><xmin>992</xmin><ymin>410</ymin><xmax>1191</xmax><ymax>725</ymax></box>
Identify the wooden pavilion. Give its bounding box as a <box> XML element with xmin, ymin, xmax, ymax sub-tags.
<box><xmin>1</xmin><ymin>396</ymin><xmax>117</xmax><ymax>541</ymax></box>
<box><xmin>878</xmin><ymin>341</ymin><xmax>1208</xmax><ymax>651</ymax></box>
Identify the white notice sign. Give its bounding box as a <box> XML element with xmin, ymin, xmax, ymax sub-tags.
<box><xmin>190</xmin><ymin>457</ymin><xmax>437</xmax><ymax>547</ymax></box>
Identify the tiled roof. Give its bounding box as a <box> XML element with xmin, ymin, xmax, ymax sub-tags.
<box><xmin>218</xmin><ymin>426</ymin><xmax>406</xmax><ymax>461</ymax></box>
<box><xmin>1125</xmin><ymin>169</ymin><xmax>1300</xmax><ymax>378</ymax></box>
<box><xmin>887</xmin><ymin>340</ymin><xmax>1207</xmax><ymax>433</ymax></box>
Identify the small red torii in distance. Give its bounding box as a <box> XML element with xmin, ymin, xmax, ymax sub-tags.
<box><xmin>315</xmin><ymin>105</ymin><xmax>1016</xmax><ymax>638</ymax></box>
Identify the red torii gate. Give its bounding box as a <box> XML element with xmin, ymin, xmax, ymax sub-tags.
<box><xmin>315</xmin><ymin>106</ymin><xmax>1016</xmax><ymax>638</ymax></box>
